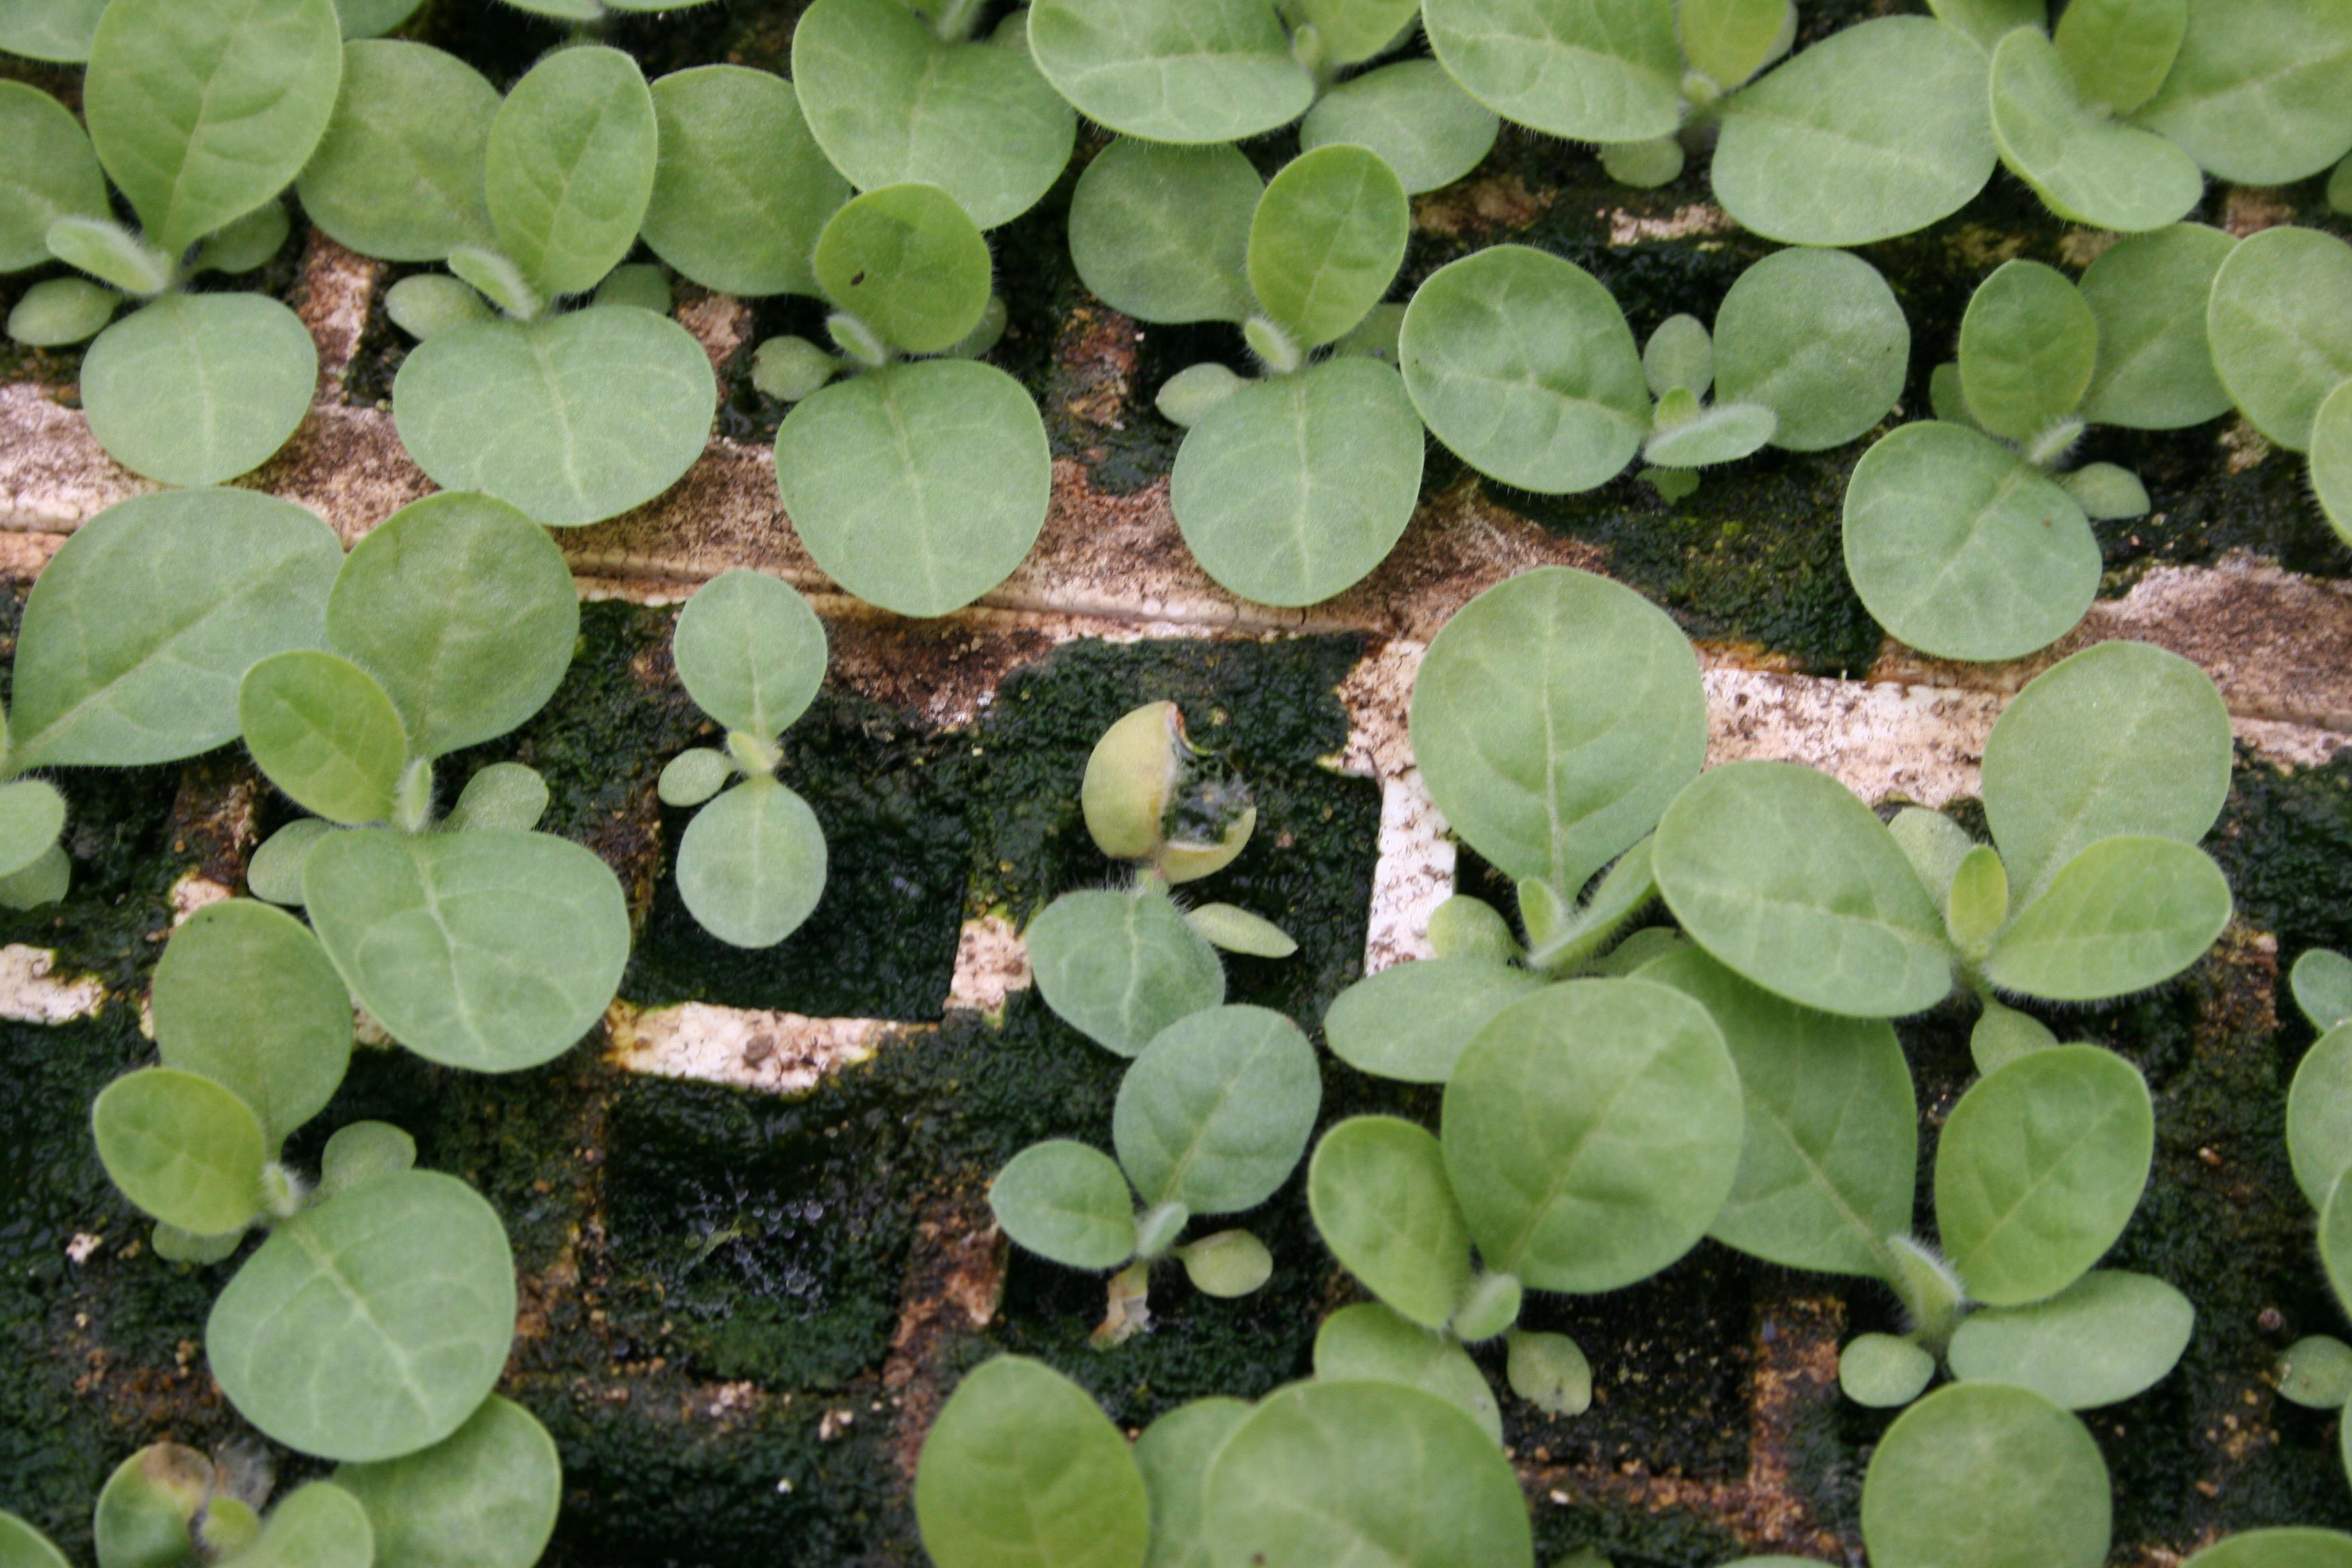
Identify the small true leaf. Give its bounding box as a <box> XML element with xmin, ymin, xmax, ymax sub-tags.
<box><xmin>1308</xmin><ymin>1116</ymin><xmax>1475</xmax><ymax>1330</ymax></box>
<box><xmin>1504</xmin><ymin>1330</ymin><xmax>1591</xmax><ymax>1416</ymax></box>
<box><xmin>208</xmin><ymin>1169</ymin><xmax>516</xmax><ymax>1463</ymax></box>
<box><xmin>154</xmin><ymin>899</ymin><xmax>352</xmax><ymax>1147</ymax></box>
<box><xmin>2279</xmin><ymin>1336</ymin><xmax>2352</xmax><ymax>1410</ymax></box>
<box><xmin>240</xmin><ymin>651</ymin><xmax>409</xmax><ymax>826</ymax></box>
<box><xmin>81</xmin><ymin>294</ymin><xmax>317</xmax><ymax>487</ymax></box>
<box><xmin>1314</xmin><ymin>1302</ymin><xmax>1502</xmax><ymax>1445</ymax></box>
<box><xmin>1971</xmin><ymin>998</ymin><xmax>2057</xmax><ymax>1075</ymax></box>
<box><xmin>443</xmin><ymin>763</ymin><xmax>550</xmax><ymax>836</ymax></box>
<box><xmin>1183</xmin><ymin>903</ymin><xmax>1294</xmax><ymax>958</ymax></box>
<box><xmin>1947</xmin><ymin>1269</ymin><xmax>2196</xmax><ymax>1408</ymax></box>
<box><xmin>93</xmin><ymin>1067</ymin><xmax>266</xmax><ymax>1235</ymax></box>
<box><xmin>2060</xmin><ymin>463</ymin><xmax>2150</xmax><ymax>521</ymax></box>
<box><xmin>1643</xmin><ymin>402</ymin><xmax>1777</xmax><ymax>469</ymax></box>
<box><xmin>676</xmin><ymin>778</ymin><xmax>828</xmax><ymax>948</ymax></box>
<box><xmin>1176</xmin><ymin>1229</ymin><xmax>1272</xmax><ymax>1297</ymax></box>
<box><xmin>317</xmin><ymin>1120</ymin><xmax>416</xmax><ymax>1199</ymax></box>
<box><xmin>1859</xmin><ymin>1383</ymin><xmax>2110</xmax><ymax>1568</ymax></box>
<box><xmin>7</xmin><ymin>277</ymin><xmax>121</xmax><ymax>348</ymax></box>
<box><xmin>248</xmin><ymin>820</ymin><xmax>334</xmax><ymax>906</ymax></box>
<box><xmin>1935</xmin><ymin>1044</ymin><xmax>2153</xmax><ymax>1307</ymax></box>
<box><xmin>1840</xmin><ymin>1333</ymin><xmax>1935</xmax><ymax>1408</ymax></box>
<box><xmin>236</xmin><ymin>1483</ymin><xmax>373</xmax><ymax>1568</ymax></box>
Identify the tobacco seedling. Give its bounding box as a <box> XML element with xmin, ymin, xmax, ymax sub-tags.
<box><xmin>238</xmin><ymin>492</ymin><xmax>632</xmax><ymax>1073</ymax></box>
<box><xmin>1847</xmin><ymin>232</ymin><xmax>2236</xmax><ymax>661</ymax></box>
<box><xmin>1319</xmin><ymin>567</ymin><xmax>1702</xmax><ymax>1086</ymax></box>
<box><xmin>657</xmin><ymin>570</ymin><xmax>832</xmax><ymax>948</ymax></box>
<box><xmin>791</xmin><ymin>0</ymin><xmax>1074</xmax><ymax>229</ymax></box>
<box><xmin>2202</xmin><ymin>226</ymin><xmax>2352</xmax><ymax>551</ymax></box>
<box><xmin>0</xmin><ymin>487</ymin><xmax>346</xmax><ymax>912</ymax></box>
<box><xmin>1029</xmin><ymin>0</ymin><xmax>1498</xmax><ymax>195</ymax></box>
<box><xmin>1</xmin><ymin>0</ymin><xmax>342</xmax><ymax>485</ymax></box>
<box><xmin>2272</xmin><ymin>971</ymin><xmax>2352</xmax><ymax>1490</ymax></box>
<box><xmin>1858</xmin><ymin>1382</ymin><xmax>2112</xmax><ymax>1568</ymax></box>
<box><xmin>990</xmin><ymin>1002</ymin><xmax>1321</xmax><ymax>1342</ymax></box>
<box><xmin>301</xmin><ymin>43</ymin><xmax>719</xmax><ymax>525</ymax></box>
<box><xmin>1653</xmin><ymin>640</ymin><xmax>2235</xmax><ymax>1022</ymax></box>
<box><xmin>1310</xmin><ymin>977</ymin><xmax>1745</xmax><ymax>1423</ymax></box>
<box><xmin>1631</xmin><ymin>246</ymin><xmax>1910</xmax><ymax>502</ymax></box>
<box><xmin>765</xmin><ymin>183</ymin><xmax>1048</xmax><ymax>618</ymax></box>
<box><xmin>1073</xmin><ymin>140</ymin><xmax>1422</xmax><ymax>607</ymax></box>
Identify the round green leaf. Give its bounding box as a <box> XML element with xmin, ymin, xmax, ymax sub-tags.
<box><xmin>93</xmin><ymin>1067</ymin><xmax>266</xmax><ymax>1235</ymax></box>
<box><xmin>1644</xmin><ymin>315</ymin><xmax>1712</xmax><ymax>401</ymax></box>
<box><xmin>1712</xmin><ymin>16</ymin><xmax>1996</xmax><ymax>246</ymax></box>
<box><xmin>7</xmin><ymin>277</ymin><xmax>121</xmax><ymax>348</ymax></box>
<box><xmin>2277</xmin><ymin>1335</ymin><xmax>2352</xmax><ymax>1410</ymax></box>
<box><xmin>1169</xmin><ymin>354</ymin><xmax>1423</xmax><ymax>607</ymax></box>
<box><xmin>1412</xmin><ymin>567</ymin><xmax>1704</xmax><ymax>893</ymax></box>
<box><xmin>1982</xmin><ymin>837</ymin><xmax>2231</xmax><ymax>1001</ymax></box>
<box><xmin>1679</xmin><ymin>0</ymin><xmax>1791</xmax><ymax>88</ymax></box>
<box><xmin>658</xmin><ymin>748</ymin><xmax>732</xmax><ymax>809</ymax></box>
<box><xmin>11</xmin><ymin>489</ymin><xmax>341</xmax><ymax>769</ymax></box>
<box><xmin>2328</xmin><ymin>1170</ymin><xmax>2352</xmax><ymax>1319</ymax></box>
<box><xmin>1860</xmin><ymin>1383</ymin><xmax>2110</xmax><ymax>1568</ymax></box>
<box><xmin>335</xmin><ymin>1397</ymin><xmax>561</xmax><ymax>1568</ymax></box>
<box><xmin>328</xmin><ymin>492</ymin><xmax>580</xmax><ymax>758</ymax></box>
<box><xmin>676</xmin><ymin>778</ymin><xmax>828</xmax><ymax>948</ymax></box>
<box><xmin>238</xmin><ymin>1484</ymin><xmax>373</xmax><ymax>1568</ymax></box>
<box><xmin>1989</xmin><ymin>27</ymin><xmax>2202</xmax><ymax>234</ymax></box>
<box><xmin>916</xmin><ymin>1357</ymin><xmax>1149</xmax><ymax>1568</ymax></box>
<box><xmin>1027</xmin><ymin>0</ymin><xmax>1314</xmax><ymax>145</ymax></box>
<box><xmin>336</xmin><ymin>0</ymin><xmax>425</xmax><ymax>35</ymax></box>
<box><xmin>1202</xmin><ymin>1381</ymin><xmax>1533</xmax><ymax>1568</ymax></box>
<box><xmin>81</xmin><ymin>294</ymin><xmax>317</xmax><ymax>487</ymax></box>
<box><xmin>1935</xmin><ymin>1044</ymin><xmax>2153</xmax><ymax>1307</ymax></box>
<box><xmin>0</xmin><ymin>1513</ymin><xmax>67</xmax><ymax>1568</ymax></box>
<box><xmin>0</xmin><ymin>781</ymin><xmax>62</xmax><ymax>882</ymax></box>
<box><xmin>93</xmin><ymin>1442</ymin><xmax>212</xmax><ymax>1568</ymax></box>
<box><xmin>776</xmin><ymin>359</ymin><xmax>1049</xmax><ymax>618</ymax></box>
<box><xmin>1323</xmin><ymin>958</ymin><xmax>1545</xmax><ymax>1084</ymax></box>
<box><xmin>1299</xmin><ymin>60</ymin><xmax>1500</xmax><ymax>196</ymax></box>
<box><xmin>1308</xmin><ymin>1116</ymin><xmax>1474</xmax><ymax>1330</ymax></box>
<box><xmin>1640</xmin><ymin>945</ymin><xmax>1915</xmax><ymax>1278</ymax></box>
<box><xmin>1421</xmin><ymin>0</ymin><xmax>1682</xmax><ymax>143</ymax></box>
<box><xmin>991</xmin><ymin>1140</ymin><xmax>1138</xmax><ymax>1269</ymax></box>
<box><xmin>1839</xmin><ymin>1332</ymin><xmax>1935</xmax><ymax>1408</ymax></box>
<box><xmin>154</xmin><ymin>899</ymin><xmax>352</xmax><ymax>1147</ymax></box>
<box><xmin>2077</xmin><ymin>223</ymin><xmax>2235</xmax><ymax>430</ymax></box>
<box><xmin>673</xmin><ymin>569</ymin><xmax>828</xmax><ymax>739</ymax></box>
<box><xmin>1842</xmin><ymin>421</ymin><xmax>2099</xmax><ymax>663</ymax></box>
<box><xmin>2315</xmin><ymin>379</ymin><xmax>2352</xmax><ymax>548</ymax></box>
<box><xmin>1184</xmin><ymin>902</ymin><xmax>1295</xmax><ymax>957</ymax></box>
<box><xmin>1947</xmin><ymin>1269</ymin><xmax>2195</xmax><ymax>1408</ymax></box>
<box><xmin>1710</xmin><ymin>248</ymin><xmax>1908</xmax><ymax>452</ymax></box>
<box><xmin>297</xmin><ymin>41</ymin><xmax>497</xmax><ymax>262</ymax></box>
<box><xmin>1176</xmin><ymin>1228</ymin><xmax>1271</xmax><ymax>1296</ymax></box>
<box><xmin>249</xmin><ymin>820</ymin><xmax>334</xmax><ymax>907</ymax></box>
<box><xmin>2297</xmin><ymin>950</ymin><xmax>2352</xmax><ymax>1035</ymax></box>
<box><xmin>2055</xmin><ymin>0</ymin><xmax>2186</xmax><ymax>114</ymax></box>
<box><xmin>85</xmin><ymin>0</ymin><xmax>344</xmax><ymax>254</ymax></box>
<box><xmin>1958</xmin><ymin>260</ymin><xmax>2098</xmax><ymax>442</ymax></box>
<box><xmin>1643</xmin><ymin>401</ymin><xmax>1777</xmax><ymax>469</ymax></box>
<box><xmin>1026</xmin><ymin>886</ymin><xmax>1225</xmax><ymax>1056</ymax></box>
<box><xmin>1314</xmin><ymin>1302</ymin><xmax>1502</xmax><ymax>1444</ymax></box>
<box><xmin>485</xmin><ymin>45</ymin><xmax>656</xmax><ymax>296</ymax></box>
<box><xmin>1246</xmin><ymin>144</ymin><xmax>1407</xmax><ymax>348</ymax></box>
<box><xmin>814</xmin><ymin>183</ymin><xmax>993</xmax><ymax>354</ymax></box>
<box><xmin>793</xmin><ymin>0</ymin><xmax>1074</xmax><ymax>230</ymax></box>
<box><xmin>1400</xmin><ymin>245</ymin><xmax>1648</xmax><ymax>493</ymax></box>
<box><xmin>2206</xmin><ymin>225</ymin><xmax>2352</xmax><ymax>452</ymax></box>
<box><xmin>1135</xmin><ymin>1398</ymin><xmax>1251</xmax><ymax>1568</ymax></box>
<box><xmin>2184</xmin><ymin>1532</ymin><xmax>2352</xmax><ymax>1568</ymax></box>
<box><xmin>1505</xmin><ymin>1328</ymin><xmax>1591</xmax><ymax>1415</ymax></box>
<box><xmin>303</xmin><ymin>827</ymin><xmax>630</xmax><ymax>1072</ymax></box>
<box><xmin>642</xmin><ymin>66</ymin><xmax>847</xmax><ymax>299</ymax></box>
<box><xmin>2126</xmin><ymin>0</ymin><xmax>2352</xmax><ymax>185</ymax></box>
<box><xmin>1289</xmin><ymin>0</ymin><xmax>1419</xmax><ymax>64</ymax></box>
<box><xmin>0</xmin><ymin>0</ymin><xmax>107</xmax><ymax>61</ymax></box>
<box><xmin>1067</xmin><ymin>138</ymin><xmax>1257</xmax><ymax>325</ymax></box>
<box><xmin>1981</xmin><ymin>639</ymin><xmax>2233</xmax><ymax>903</ymax></box>
<box><xmin>318</xmin><ymin>1120</ymin><xmax>418</xmax><ymax>1200</ymax></box>
<box><xmin>208</xmin><ymin>1169</ymin><xmax>516</xmax><ymax>1463</ymax></box>
<box><xmin>1113</xmin><ymin>1003</ymin><xmax>1319</xmax><ymax>1215</ymax></box>
<box><xmin>394</xmin><ymin>306</ymin><xmax>716</xmax><ymax>528</ymax></box>
<box><xmin>1443</xmin><ymin>978</ymin><xmax>1743</xmax><ymax>1292</ymax></box>
<box><xmin>240</xmin><ymin>651</ymin><xmax>409</xmax><ymax>826</ymax></box>
<box><xmin>0</xmin><ymin>83</ymin><xmax>108</xmax><ymax>274</ymax></box>
<box><xmin>443</xmin><ymin>763</ymin><xmax>550</xmax><ymax>836</ymax></box>
<box><xmin>1655</xmin><ymin>760</ymin><xmax>1953</xmax><ymax>1017</ymax></box>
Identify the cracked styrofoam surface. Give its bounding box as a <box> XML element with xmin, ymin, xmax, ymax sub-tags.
<box><xmin>7</xmin><ymin>232</ymin><xmax>2352</xmax><ymax>1098</ymax></box>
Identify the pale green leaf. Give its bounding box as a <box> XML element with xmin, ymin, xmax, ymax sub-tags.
<box><xmin>2126</xmin><ymin>0</ymin><xmax>2352</xmax><ymax>185</ymax></box>
<box><xmin>1653</xmin><ymin>759</ymin><xmax>1953</xmax><ymax>1017</ymax></box>
<box><xmin>1136</xmin><ymin>1399</ymin><xmax>1250</xmax><ymax>1568</ymax></box>
<box><xmin>775</xmin><ymin>359</ymin><xmax>1049</xmax><ymax>618</ymax></box>
<box><xmin>1983</xmin><ymin>837</ymin><xmax>2231</xmax><ymax>1001</ymax></box>
<box><xmin>1710</xmin><ymin>248</ymin><xmax>1907</xmax><ymax>452</ymax></box>
<box><xmin>208</xmin><ymin>1169</ymin><xmax>516</xmax><ymax>1463</ymax></box>
<box><xmin>1246</xmin><ymin>143</ymin><xmax>1408</xmax><ymax>348</ymax></box>
<box><xmin>1308</xmin><ymin>1116</ymin><xmax>1475</xmax><ymax>1330</ymax></box>
<box><xmin>236</xmin><ymin>1484</ymin><xmax>373</xmax><ymax>1568</ymax></box>
<box><xmin>0</xmin><ymin>82</ymin><xmax>108</xmax><ymax>273</ymax></box>
<box><xmin>1169</xmin><ymin>354</ymin><xmax>1423</xmax><ymax>607</ymax></box>
<box><xmin>1114</xmin><ymin>1003</ymin><xmax>1318</xmax><ymax>1214</ymax></box>
<box><xmin>0</xmin><ymin>781</ymin><xmax>62</xmax><ymax>880</ymax></box>
<box><xmin>2055</xmin><ymin>0</ymin><xmax>2186</xmax><ymax>114</ymax></box>
<box><xmin>2183</xmin><ymin>1532</ymin><xmax>2352</xmax><ymax>1568</ymax></box>
<box><xmin>93</xmin><ymin>1067</ymin><xmax>266</xmax><ymax>1234</ymax></box>
<box><xmin>915</xmin><ymin>1357</ymin><xmax>1149</xmax><ymax>1568</ymax></box>
<box><xmin>1839</xmin><ymin>1333</ymin><xmax>1934</xmax><ymax>1407</ymax></box>
<box><xmin>82</xmin><ymin>293</ymin><xmax>317</xmax><ymax>487</ymax></box>
<box><xmin>2060</xmin><ymin>462</ymin><xmax>2150</xmax><ymax>521</ymax></box>
<box><xmin>154</xmin><ymin>899</ymin><xmax>352</xmax><ymax>1146</ymax></box>
<box><xmin>1504</xmin><ymin>1329</ymin><xmax>1591</xmax><ymax>1416</ymax></box>
<box><xmin>193</xmin><ymin>199</ymin><xmax>290</xmax><ymax>274</ymax></box>
<box><xmin>1421</xmin><ymin>0</ymin><xmax>1681</xmax><ymax>142</ymax></box>
<box><xmin>85</xmin><ymin>0</ymin><xmax>343</xmax><ymax>253</ymax></box>
<box><xmin>642</xmin><ymin>66</ymin><xmax>846</xmax><ymax>299</ymax></box>
<box><xmin>298</xmin><ymin>41</ymin><xmax>497</xmax><ymax>262</ymax></box>
<box><xmin>303</xmin><ymin>827</ymin><xmax>630</xmax><ymax>1072</ymax></box>
<box><xmin>1971</xmin><ymin>997</ymin><xmax>2057</xmax><ymax>1075</ymax></box>
<box><xmin>1643</xmin><ymin>314</ymin><xmax>1712</xmax><ymax>400</ymax></box>
<box><xmin>317</xmin><ymin>1120</ymin><xmax>417</xmax><ymax>1199</ymax></box>
<box><xmin>1323</xmin><ymin>959</ymin><xmax>1545</xmax><ymax>1084</ymax></box>
<box><xmin>336</xmin><ymin>0</ymin><xmax>425</xmax><ymax>35</ymax></box>
<box><xmin>658</xmin><ymin>748</ymin><xmax>732</xmax><ymax>809</ymax></box>
<box><xmin>676</xmin><ymin>777</ymin><xmax>828</xmax><ymax>948</ymax></box>
<box><xmin>1026</xmin><ymin>886</ymin><xmax>1224</xmax><ymax>1055</ymax></box>
<box><xmin>442</xmin><ymin>763</ymin><xmax>550</xmax><ymax>835</ymax></box>
<box><xmin>393</xmin><ymin>307</ymin><xmax>716</xmax><ymax>527</ymax></box>
<box><xmin>2205</xmin><ymin>224</ymin><xmax>2352</xmax><ymax>452</ymax></box>
<box><xmin>0</xmin><ymin>1514</ymin><xmax>66</xmax><ymax>1568</ymax></box>
<box><xmin>485</xmin><ymin>45</ymin><xmax>656</xmax><ymax>296</ymax></box>
<box><xmin>2288</xmin><ymin>1025</ymin><xmax>2352</xmax><ymax>1208</ymax></box>
<box><xmin>0</xmin><ymin>0</ymin><xmax>107</xmax><ymax>61</ymax></box>
<box><xmin>2279</xmin><ymin>1336</ymin><xmax>2352</xmax><ymax>1410</ymax></box>
<box><xmin>814</xmin><ymin>183</ymin><xmax>993</xmax><ymax>354</ymax></box>
<box><xmin>248</xmin><ymin>820</ymin><xmax>334</xmax><ymax>906</ymax></box>
<box><xmin>240</xmin><ymin>651</ymin><xmax>409</xmax><ymax>826</ymax></box>
<box><xmin>673</xmin><ymin>569</ymin><xmax>828</xmax><ymax>739</ymax></box>
<box><xmin>385</xmin><ymin>276</ymin><xmax>493</xmax><ymax>341</ymax></box>
<box><xmin>2296</xmin><ymin>949</ymin><xmax>2352</xmax><ymax>1033</ymax></box>
<box><xmin>1643</xmin><ymin>401</ymin><xmax>1777</xmax><ymax>468</ymax></box>
<box><xmin>1298</xmin><ymin>60</ymin><xmax>1500</xmax><ymax>195</ymax></box>
<box><xmin>1990</xmin><ymin>26</ymin><xmax>2201</xmax><ymax>232</ymax></box>
<box><xmin>1935</xmin><ymin>1044</ymin><xmax>2153</xmax><ymax>1306</ymax></box>
<box><xmin>1926</xmin><ymin>0</ymin><xmax>2043</xmax><ymax>51</ymax></box>
<box><xmin>7</xmin><ymin>277</ymin><xmax>121</xmax><ymax>347</ymax></box>
<box><xmin>2315</xmin><ymin>379</ymin><xmax>2352</xmax><ymax>548</ymax></box>
<box><xmin>1400</xmin><ymin>245</ymin><xmax>1648</xmax><ymax>493</ymax></box>
<box><xmin>1958</xmin><ymin>259</ymin><xmax>2097</xmax><ymax>441</ymax></box>
<box><xmin>1183</xmin><ymin>902</ymin><xmax>1294</xmax><ymax>957</ymax></box>
<box><xmin>92</xmin><ymin>1442</ymin><xmax>211</xmax><ymax>1568</ymax></box>
<box><xmin>1176</xmin><ymin>1228</ymin><xmax>1271</xmax><ymax>1295</ymax></box>
<box><xmin>1066</xmin><ymin>138</ymin><xmax>1259</xmax><ymax>325</ymax></box>
<box><xmin>1947</xmin><ymin>1269</ymin><xmax>2195</xmax><ymax>1408</ymax></box>
<box><xmin>1314</xmin><ymin>1302</ymin><xmax>1502</xmax><ymax>1444</ymax></box>
<box><xmin>335</xmin><ymin>1397</ymin><xmax>562</xmax><ymax>1568</ymax></box>
<box><xmin>1027</xmin><ymin>0</ymin><xmax>1314</xmax><ymax>145</ymax></box>
<box><xmin>991</xmin><ymin>1140</ymin><xmax>1138</xmax><ymax>1269</ymax></box>
<box><xmin>1859</xmin><ymin>1383</ymin><xmax>2110</xmax><ymax>1568</ymax></box>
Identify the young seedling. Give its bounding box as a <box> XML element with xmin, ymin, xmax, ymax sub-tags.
<box><xmin>991</xmin><ymin>1003</ymin><xmax>1320</xmax><ymax>1343</ymax></box>
<box><xmin>658</xmin><ymin>570</ymin><xmax>832</xmax><ymax>948</ymax></box>
<box><xmin>1847</xmin><ymin>232</ymin><xmax>2235</xmax><ymax>661</ymax></box>
<box><xmin>0</xmin><ymin>0</ymin><xmax>340</xmax><ymax>485</ymax></box>
<box><xmin>765</xmin><ymin>183</ymin><xmax>1048</xmax><ymax>618</ymax></box>
<box><xmin>2204</xmin><ymin>226</ymin><xmax>2352</xmax><ymax>550</ymax></box>
<box><xmin>1653</xmin><ymin>640</ymin><xmax>2235</xmax><ymax>1022</ymax></box>
<box><xmin>1629</xmin><ymin>246</ymin><xmax>1910</xmax><ymax>502</ymax></box>
<box><xmin>1030</xmin><ymin>0</ymin><xmax>1498</xmax><ymax>194</ymax></box>
<box><xmin>238</xmin><ymin>492</ymin><xmax>631</xmax><ymax>1072</ymax></box>
<box><xmin>1859</xmin><ymin>1383</ymin><xmax>2112</xmax><ymax>1568</ymax></box>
